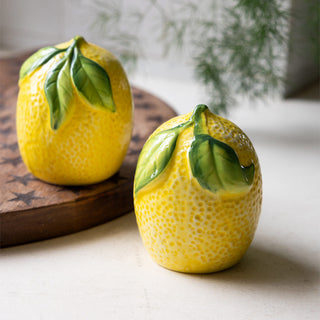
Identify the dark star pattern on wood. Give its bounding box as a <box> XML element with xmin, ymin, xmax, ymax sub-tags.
<box><xmin>132</xmin><ymin>91</ymin><xmax>143</xmax><ymax>100</ymax></box>
<box><xmin>0</xmin><ymin>126</ymin><xmax>14</xmax><ymax>135</ymax></box>
<box><xmin>146</xmin><ymin>115</ymin><xmax>164</xmax><ymax>123</ymax></box>
<box><xmin>135</xmin><ymin>102</ymin><xmax>153</xmax><ymax>110</ymax></box>
<box><xmin>127</xmin><ymin>149</ymin><xmax>141</xmax><ymax>156</ymax></box>
<box><xmin>0</xmin><ymin>156</ymin><xmax>22</xmax><ymax>167</ymax></box>
<box><xmin>1</xmin><ymin>142</ymin><xmax>19</xmax><ymax>152</ymax></box>
<box><xmin>6</xmin><ymin>173</ymin><xmax>36</xmax><ymax>186</ymax></box>
<box><xmin>131</xmin><ymin>134</ymin><xmax>141</xmax><ymax>143</ymax></box>
<box><xmin>0</xmin><ymin>114</ymin><xmax>11</xmax><ymax>124</ymax></box>
<box><xmin>9</xmin><ymin>190</ymin><xmax>44</xmax><ymax>206</ymax></box>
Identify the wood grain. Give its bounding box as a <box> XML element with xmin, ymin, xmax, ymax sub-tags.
<box><xmin>0</xmin><ymin>52</ymin><xmax>176</xmax><ymax>248</ymax></box>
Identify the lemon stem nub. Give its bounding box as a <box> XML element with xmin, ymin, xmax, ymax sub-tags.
<box><xmin>192</xmin><ymin>104</ymin><xmax>209</xmax><ymax>136</ymax></box>
<box><xmin>74</xmin><ymin>36</ymin><xmax>86</xmax><ymax>45</ymax></box>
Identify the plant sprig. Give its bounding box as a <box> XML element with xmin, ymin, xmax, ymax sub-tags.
<box><xmin>92</xmin><ymin>0</ymin><xmax>291</xmax><ymax>114</ymax></box>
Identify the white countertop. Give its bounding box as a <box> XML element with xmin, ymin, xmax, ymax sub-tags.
<box><xmin>0</xmin><ymin>68</ymin><xmax>319</xmax><ymax>319</ymax></box>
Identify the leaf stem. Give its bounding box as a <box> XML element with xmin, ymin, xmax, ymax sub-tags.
<box><xmin>73</xmin><ymin>35</ymin><xmax>86</xmax><ymax>46</ymax></box>
<box><xmin>190</xmin><ymin>104</ymin><xmax>208</xmax><ymax>136</ymax></box>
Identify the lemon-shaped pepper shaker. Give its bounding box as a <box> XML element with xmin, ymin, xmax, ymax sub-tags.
<box><xmin>134</xmin><ymin>104</ymin><xmax>262</xmax><ymax>273</ymax></box>
<box><xmin>17</xmin><ymin>36</ymin><xmax>133</xmax><ymax>185</ymax></box>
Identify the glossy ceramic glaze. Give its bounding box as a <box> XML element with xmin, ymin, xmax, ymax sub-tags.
<box><xmin>134</xmin><ymin>105</ymin><xmax>262</xmax><ymax>273</ymax></box>
<box><xmin>16</xmin><ymin>36</ymin><xmax>133</xmax><ymax>185</ymax></box>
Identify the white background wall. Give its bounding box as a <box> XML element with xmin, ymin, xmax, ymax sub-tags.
<box><xmin>1</xmin><ymin>0</ymin><xmax>191</xmax><ymax>55</ymax></box>
<box><xmin>1</xmin><ymin>0</ymin><xmax>316</xmax><ymax>110</ymax></box>
<box><xmin>0</xmin><ymin>0</ymin><xmax>201</xmax><ymax>82</ymax></box>
<box><xmin>0</xmin><ymin>0</ymin><xmax>209</xmax><ymax>111</ymax></box>
<box><xmin>1</xmin><ymin>0</ymin><xmax>91</xmax><ymax>50</ymax></box>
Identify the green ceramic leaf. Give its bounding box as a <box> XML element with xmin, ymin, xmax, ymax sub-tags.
<box><xmin>213</xmin><ymin>139</ymin><xmax>255</xmax><ymax>192</ymax></box>
<box><xmin>134</xmin><ymin>104</ymin><xmax>209</xmax><ymax>195</ymax></box>
<box><xmin>189</xmin><ymin>134</ymin><xmax>255</xmax><ymax>194</ymax></box>
<box><xmin>134</xmin><ymin>126</ymin><xmax>184</xmax><ymax>195</ymax></box>
<box><xmin>44</xmin><ymin>56</ymin><xmax>74</xmax><ymax>130</ymax></box>
<box><xmin>19</xmin><ymin>46</ymin><xmax>65</xmax><ymax>80</ymax></box>
<box><xmin>71</xmin><ymin>47</ymin><xmax>116</xmax><ymax>112</ymax></box>
<box><xmin>189</xmin><ymin>135</ymin><xmax>223</xmax><ymax>193</ymax></box>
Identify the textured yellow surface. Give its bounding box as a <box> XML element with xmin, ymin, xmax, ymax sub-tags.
<box><xmin>16</xmin><ymin>39</ymin><xmax>133</xmax><ymax>185</ymax></box>
<box><xmin>134</xmin><ymin>110</ymin><xmax>262</xmax><ymax>273</ymax></box>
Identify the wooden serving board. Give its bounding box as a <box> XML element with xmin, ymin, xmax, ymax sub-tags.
<box><xmin>0</xmin><ymin>52</ymin><xmax>177</xmax><ymax>248</ymax></box>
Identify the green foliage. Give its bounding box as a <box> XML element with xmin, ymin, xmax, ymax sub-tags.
<box><xmin>193</xmin><ymin>0</ymin><xmax>290</xmax><ymax>113</ymax></box>
<box><xmin>92</xmin><ymin>0</ymin><xmax>291</xmax><ymax>114</ymax></box>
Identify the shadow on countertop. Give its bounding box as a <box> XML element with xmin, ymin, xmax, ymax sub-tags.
<box><xmin>194</xmin><ymin>243</ymin><xmax>320</xmax><ymax>295</ymax></box>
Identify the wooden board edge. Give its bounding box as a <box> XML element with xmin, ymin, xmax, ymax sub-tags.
<box><xmin>0</xmin><ymin>181</ymin><xmax>133</xmax><ymax>248</ymax></box>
